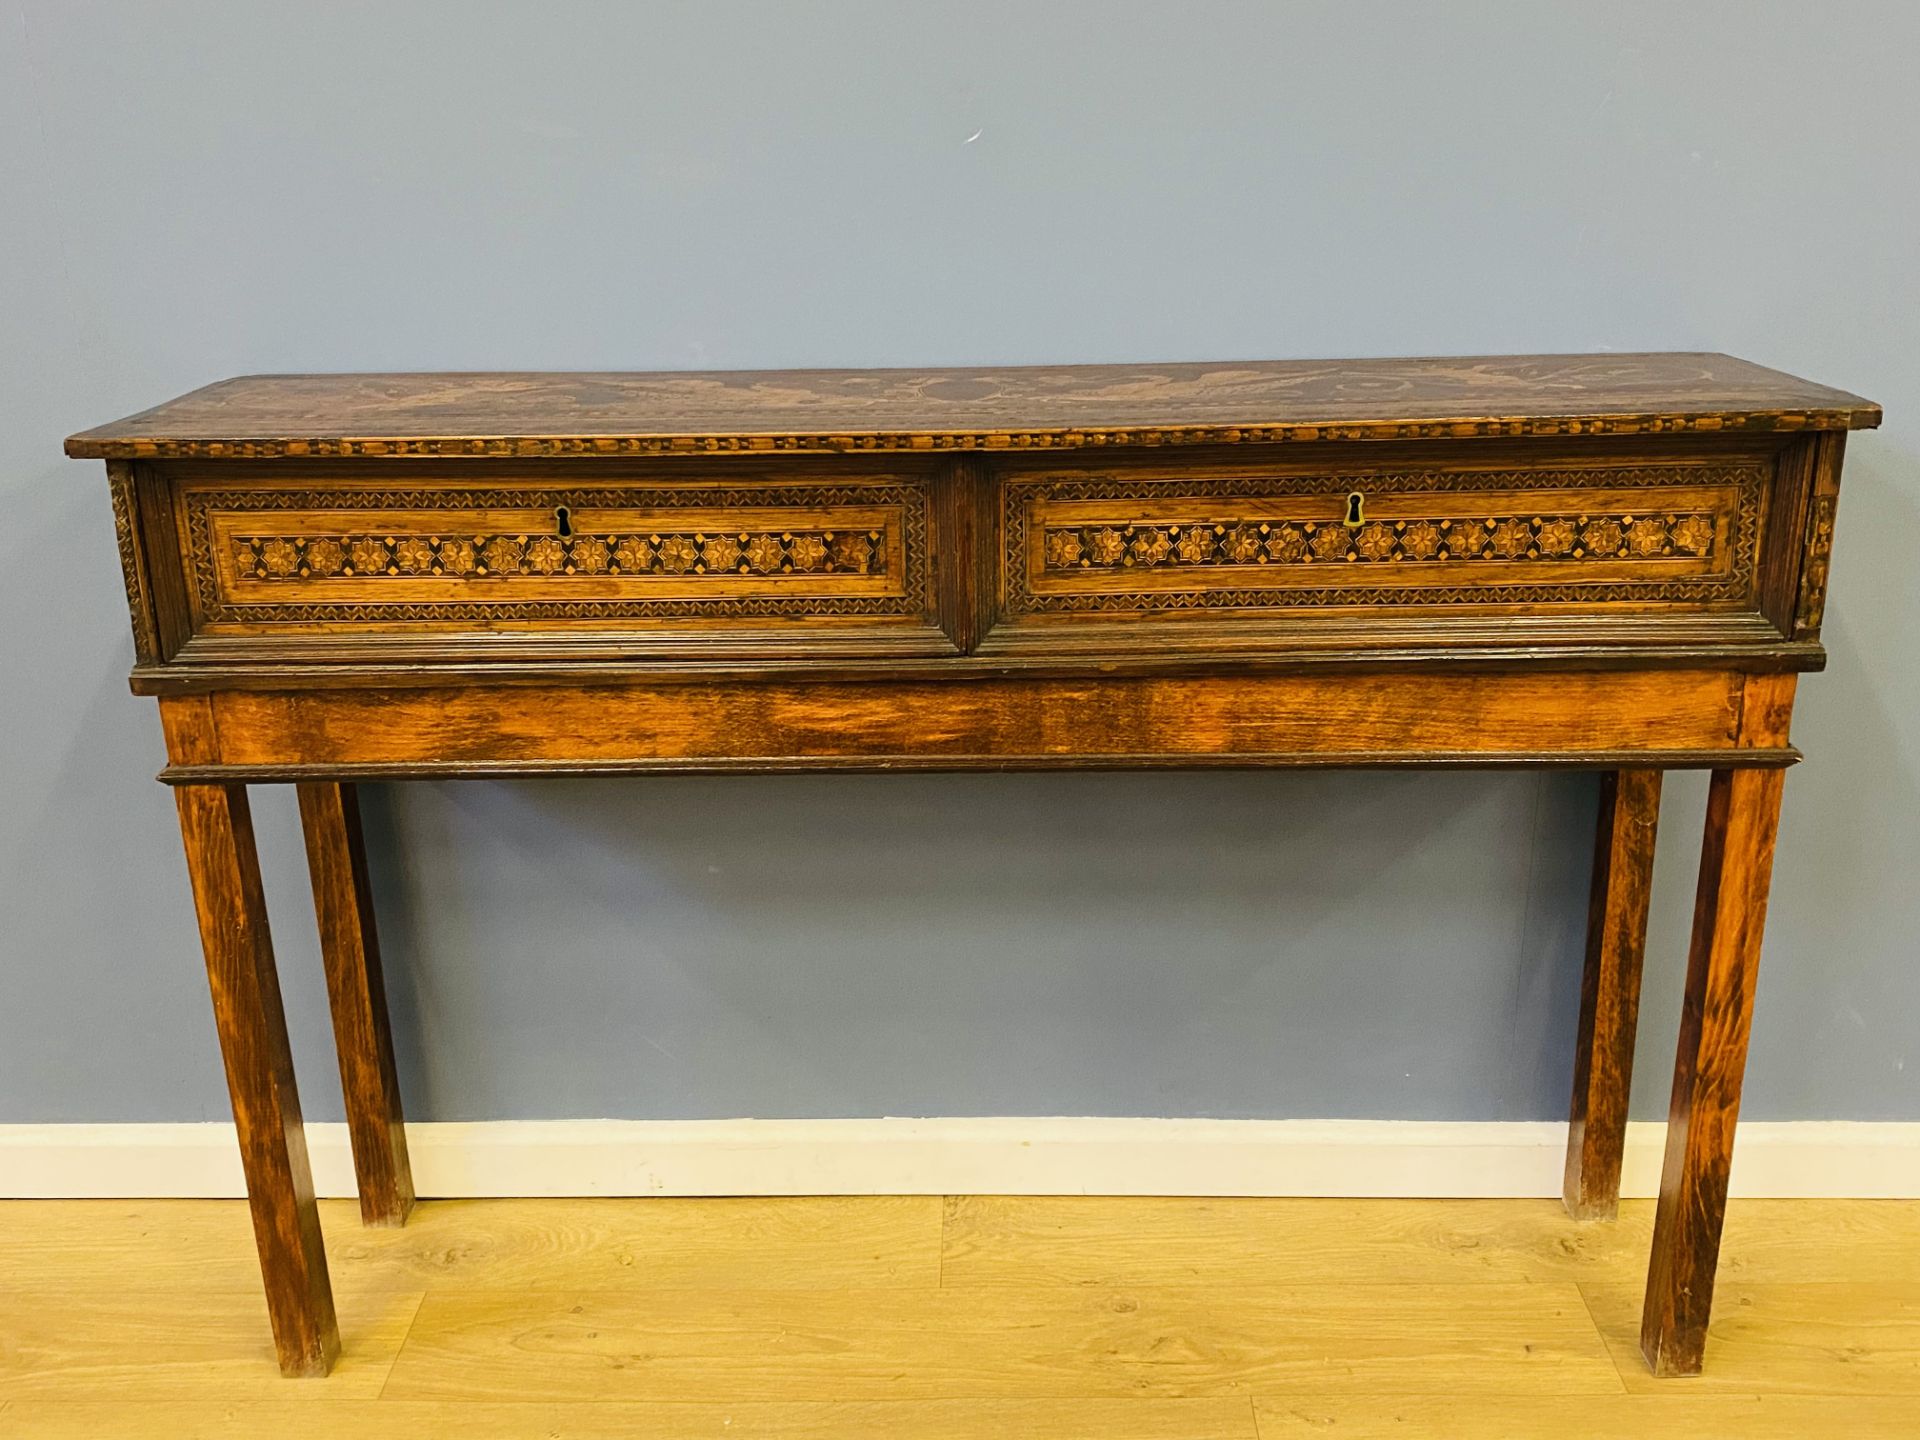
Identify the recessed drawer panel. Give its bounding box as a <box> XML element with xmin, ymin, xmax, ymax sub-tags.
<box><xmin>1003</xmin><ymin>456</ymin><xmax>1767</xmax><ymax>620</ymax></box>
<box><xmin>174</xmin><ymin>470</ymin><xmax>935</xmax><ymax>643</ymax></box>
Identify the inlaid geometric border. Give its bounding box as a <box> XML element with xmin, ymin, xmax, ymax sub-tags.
<box><xmin>1041</xmin><ymin>510</ymin><xmax>1718</xmax><ymax>572</ymax></box>
<box><xmin>107</xmin><ymin>463</ymin><xmax>160</xmax><ymax>663</ymax></box>
<box><xmin>188</xmin><ymin>483</ymin><xmax>929</xmax><ymax>624</ymax></box>
<box><xmin>230</xmin><ymin>527</ymin><xmax>883</xmax><ymax>583</ymax></box>
<box><xmin>1795</xmin><ymin>493</ymin><xmax>1837</xmax><ymax>635</ymax></box>
<box><xmin>1005</xmin><ymin>464</ymin><xmax>1764</xmax><ymax>614</ymax></box>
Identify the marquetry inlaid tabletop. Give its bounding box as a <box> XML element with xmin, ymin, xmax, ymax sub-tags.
<box><xmin>65</xmin><ymin>353</ymin><xmax>1880</xmax><ymax>460</ymax></box>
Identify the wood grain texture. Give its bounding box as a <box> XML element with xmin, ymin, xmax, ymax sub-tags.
<box><xmin>63</xmin><ymin>353</ymin><xmax>1879</xmax><ymax>459</ymax></box>
<box><xmin>126</xmin><ymin>434</ymin><xmax>1823</xmax><ymax>683</ymax></box>
<box><xmin>319</xmin><ymin>1194</ymin><xmax>944</xmax><ymax>1291</ymax></box>
<box><xmin>939</xmin><ymin>1197</ymin><xmax>1920</xmax><ymax>1292</ymax></box>
<box><xmin>379</xmin><ymin>1284</ymin><xmax>1622</xmax><ymax>1401</ymax></box>
<box><xmin>14</xmin><ymin>1392</ymin><xmax>1920</xmax><ymax>1440</ymax></box>
<box><xmin>173</xmin><ymin>783</ymin><xmax>339</xmax><ymax>1376</ymax></box>
<box><xmin>1564</xmin><ymin>769</ymin><xmax>1663</xmax><ymax>1221</ymax></box>
<box><xmin>1793</xmin><ymin>430</ymin><xmax>1848</xmax><ymax>640</ymax></box>
<box><xmin>1011</xmin><ymin>469</ymin><xmax>1755</xmax><ymax>614</ymax></box>
<box><xmin>0</xmin><ymin>1196</ymin><xmax>942</xmax><ymax>1294</ymax></box>
<box><xmin>75</xmin><ymin>354</ymin><xmax>1873</xmax><ymax>1381</ymax></box>
<box><xmin>192</xmin><ymin>485</ymin><xmax>926</xmax><ymax>623</ymax></box>
<box><xmin>1255</xmin><ymin>1393</ymin><xmax>1920</xmax><ymax>1438</ymax></box>
<box><xmin>156</xmin><ymin>691</ymin><xmax>218</xmax><ymax>764</ymax></box>
<box><xmin>296</xmin><ymin>782</ymin><xmax>413</xmax><ymax>1228</ymax></box>
<box><xmin>0</xmin><ymin>1282</ymin><xmax>417</xmax><ymax>1400</ymax></box>
<box><xmin>129</xmin><ymin>460</ymin><xmax>195</xmax><ymax>659</ymax></box>
<box><xmin>104</xmin><ymin>460</ymin><xmax>160</xmax><ymax>664</ymax></box>
<box><xmin>7</xmin><ymin>1196</ymin><xmax>1917</xmax><ymax>1425</ymax></box>
<box><xmin>176</xmin><ymin>670</ymin><xmax>1760</xmax><ymax>778</ymax></box>
<box><xmin>1640</xmin><ymin>766</ymin><xmax>1787</xmax><ymax>1376</ymax></box>
<box><xmin>1595</xmin><ymin>1280</ymin><xmax>1920</xmax><ymax>1395</ymax></box>
<box><xmin>1738</xmin><ymin>672</ymin><xmax>1798</xmax><ymax>749</ymax></box>
<box><xmin>941</xmin><ymin>1195</ymin><xmax>1626</xmax><ymax>1289</ymax></box>
<box><xmin>102</xmin><ymin>422</ymin><xmax>1851</xmax><ymax>688</ymax></box>
<box><xmin>9</xmin><ymin>1197</ymin><xmax>1914</xmax><ymax>1297</ymax></box>
<box><xmin>931</xmin><ymin>456</ymin><xmax>997</xmax><ymax>653</ymax></box>
<box><xmin>0</xmin><ymin>1400</ymin><xmax>1260</xmax><ymax>1440</ymax></box>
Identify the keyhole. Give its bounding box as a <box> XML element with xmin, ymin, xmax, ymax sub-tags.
<box><xmin>1343</xmin><ymin>491</ymin><xmax>1365</xmax><ymax>529</ymax></box>
<box><xmin>554</xmin><ymin>505</ymin><xmax>574</xmax><ymax>539</ymax></box>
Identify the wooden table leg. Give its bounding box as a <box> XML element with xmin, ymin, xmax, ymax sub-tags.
<box><xmin>1640</xmin><ymin>766</ymin><xmax>1785</xmax><ymax>1376</ymax></box>
<box><xmin>1563</xmin><ymin>768</ymin><xmax>1662</xmax><ymax>1220</ymax></box>
<box><xmin>176</xmin><ymin>783</ymin><xmax>339</xmax><ymax>1377</ymax></box>
<box><xmin>298</xmin><ymin>781</ymin><xmax>415</xmax><ymax>1227</ymax></box>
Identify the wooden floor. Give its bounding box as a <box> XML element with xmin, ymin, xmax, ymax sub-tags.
<box><xmin>3</xmin><ymin>1197</ymin><xmax>1919</xmax><ymax>1436</ymax></box>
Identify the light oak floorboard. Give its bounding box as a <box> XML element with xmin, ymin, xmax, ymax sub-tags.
<box><xmin>0</xmin><ymin>1397</ymin><xmax>1259</xmax><ymax>1439</ymax></box>
<box><xmin>380</xmin><ymin>1283</ymin><xmax>1621</xmax><ymax>1401</ymax></box>
<box><xmin>1581</xmin><ymin>1280</ymin><xmax>1920</xmax><ymax>1394</ymax></box>
<box><xmin>4</xmin><ymin>1197</ymin><xmax>1916</xmax><ymax>1431</ymax></box>
<box><xmin>0</xmin><ymin>1195</ymin><xmax>942</xmax><ymax>1292</ymax></box>
<box><xmin>0</xmin><ymin>1283</ymin><xmax>422</xmax><ymax>1400</ymax></box>
<box><xmin>1254</xmin><ymin>1394</ymin><xmax>1920</xmax><ymax>1438</ymax></box>
<box><xmin>941</xmin><ymin>1196</ymin><xmax>1920</xmax><ymax>1288</ymax></box>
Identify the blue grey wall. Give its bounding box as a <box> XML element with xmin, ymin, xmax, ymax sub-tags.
<box><xmin>3</xmin><ymin>1</ymin><xmax>1914</xmax><ymax>1124</ymax></box>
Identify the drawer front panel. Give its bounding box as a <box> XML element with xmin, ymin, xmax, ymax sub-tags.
<box><xmin>182</xmin><ymin>477</ymin><xmax>930</xmax><ymax>633</ymax></box>
<box><xmin>1005</xmin><ymin>459</ymin><xmax>1765</xmax><ymax>617</ymax></box>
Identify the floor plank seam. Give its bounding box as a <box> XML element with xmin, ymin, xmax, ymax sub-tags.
<box><xmin>12</xmin><ymin>1197</ymin><xmax>1920</xmax><ymax>1414</ymax></box>
<box><xmin>370</xmin><ymin>1291</ymin><xmax>431</xmax><ymax>1402</ymax></box>
<box><xmin>938</xmin><ymin>1194</ymin><xmax>950</xmax><ymax>1289</ymax></box>
<box><xmin>1574</xmin><ymin>1278</ymin><xmax>1644</xmax><ymax>1392</ymax></box>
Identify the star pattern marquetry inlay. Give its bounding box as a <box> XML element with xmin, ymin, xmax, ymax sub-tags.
<box><xmin>231</xmin><ymin>527</ymin><xmax>883</xmax><ymax>581</ymax></box>
<box><xmin>1006</xmin><ymin>461</ymin><xmax>1762</xmax><ymax>615</ymax></box>
<box><xmin>1041</xmin><ymin>510</ymin><xmax>1717</xmax><ymax>572</ymax></box>
<box><xmin>187</xmin><ymin>481</ymin><xmax>927</xmax><ymax>625</ymax></box>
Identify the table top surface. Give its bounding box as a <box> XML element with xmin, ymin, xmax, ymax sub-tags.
<box><xmin>66</xmin><ymin>352</ymin><xmax>1879</xmax><ymax>460</ymax></box>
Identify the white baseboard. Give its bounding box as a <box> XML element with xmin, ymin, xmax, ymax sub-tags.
<box><xmin>2</xmin><ymin>1118</ymin><xmax>1916</xmax><ymax>1200</ymax></box>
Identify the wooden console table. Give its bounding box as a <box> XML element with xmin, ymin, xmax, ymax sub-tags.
<box><xmin>69</xmin><ymin>354</ymin><xmax>1879</xmax><ymax>1378</ymax></box>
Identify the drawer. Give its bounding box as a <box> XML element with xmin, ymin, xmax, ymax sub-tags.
<box><xmin>163</xmin><ymin>463</ymin><xmax>940</xmax><ymax>654</ymax></box>
<box><xmin>1000</xmin><ymin>450</ymin><xmax>1769</xmax><ymax>623</ymax></box>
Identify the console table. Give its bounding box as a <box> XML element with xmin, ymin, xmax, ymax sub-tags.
<box><xmin>68</xmin><ymin>354</ymin><xmax>1879</xmax><ymax>1378</ymax></box>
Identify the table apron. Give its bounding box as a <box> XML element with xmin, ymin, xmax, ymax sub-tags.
<box><xmin>153</xmin><ymin>669</ymin><xmax>1798</xmax><ymax>781</ymax></box>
